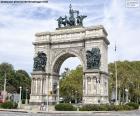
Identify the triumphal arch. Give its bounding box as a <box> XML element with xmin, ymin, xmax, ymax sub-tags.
<box><xmin>30</xmin><ymin>3</ymin><xmax>110</xmax><ymax>105</ymax></box>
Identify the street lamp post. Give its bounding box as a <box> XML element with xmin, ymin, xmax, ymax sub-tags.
<box><xmin>18</xmin><ymin>86</ymin><xmax>22</xmax><ymax>109</ymax></box>
<box><xmin>57</xmin><ymin>82</ymin><xmax>60</xmax><ymax>104</ymax></box>
<box><xmin>25</xmin><ymin>88</ymin><xmax>28</xmax><ymax>105</ymax></box>
<box><xmin>46</xmin><ymin>74</ymin><xmax>50</xmax><ymax>112</ymax></box>
<box><xmin>114</xmin><ymin>43</ymin><xmax>118</xmax><ymax>105</ymax></box>
<box><xmin>3</xmin><ymin>72</ymin><xmax>7</xmax><ymax>103</ymax></box>
<box><xmin>125</xmin><ymin>89</ymin><xmax>129</xmax><ymax>103</ymax></box>
<box><xmin>75</xmin><ymin>91</ymin><xmax>77</xmax><ymax>104</ymax></box>
<box><xmin>115</xmin><ymin>60</ymin><xmax>118</xmax><ymax>105</ymax></box>
<box><xmin>71</xmin><ymin>90</ymin><xmax>73</xmax><ymax>104</ymax></box>
<box><xmin>110</xmin><ymin>72</ymin><xmax>116</xmax><ymax>103</ymax></box>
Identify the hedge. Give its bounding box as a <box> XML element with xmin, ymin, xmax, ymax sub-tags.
<box><xmin>0</xmin><ymin>101</ymin><xmax>18</xmax><ymax>109</ymax></box>
<box><xmin>126</xmin><ymin>102</ymin><xmax>139</xmax><ymax>109</ymax></box>
<box><xmin>79</xmin><ymin>103</ymin><xmax>139</xmax><ymax>111</ymax></box>
<box><xmin>55</xmin><ymin>103</ymin><xmax>76</xmax><ymax>111</ymax></box>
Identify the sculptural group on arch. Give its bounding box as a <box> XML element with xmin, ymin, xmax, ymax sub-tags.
<box><xmin>57</xmin><ymin>4</ymin><xmax>87</xmax><ymax>28</ymax></box>
<box><xmin>33</xmin><ymin>52</ymin><xmax>47</xmax><ymax>72</ymax></box>
<box><xmin>86</xmin><ymin>48</ymin><xmax>101</xmax><ymax>69</ymax></box>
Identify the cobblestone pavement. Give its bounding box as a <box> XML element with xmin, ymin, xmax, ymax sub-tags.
<box><xmin>0</xmin><ymin>110</ymin><xmax>140</xmax><ymax>116</ymax></box>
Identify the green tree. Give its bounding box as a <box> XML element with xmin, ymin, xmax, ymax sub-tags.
<box><xmin>15</xmin><ymin>70</ymin><xmax>31</xmax><ymax>99</ymax></box>
<box><xmin>0</xmin><ymin>62</ymin><xmax>31</xmax><ymax>99</ymax></box>
<box><xmin>109</xmin><ymin>61</ymin><xmax>140</xmax><ymax>103</ymax></box>
<box><xmin>57</xmin><ymin>61</ymin><xmax>140</xmax><ymax>104</ymax></box>
<box><xmin>0</xmin><ymin>63</ymin><xmax>16</xmax><ymax>92</ymax></box>
<box><xmin>60</xmin><ymin>65</ymin><xmax>83</xmax><ymax>103</ymax></box>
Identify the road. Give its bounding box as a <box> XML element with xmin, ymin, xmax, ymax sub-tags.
<box><xmin>0</xmin><ymin>110</ymin><xmax>140</xmax><ymax>116</ymax></box>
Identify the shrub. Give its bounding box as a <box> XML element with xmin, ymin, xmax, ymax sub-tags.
<box><xmin>79</xmin><ymin>104</ymin><xmax>98</xmax><ymax>111</ymax></box>
<box><xmin>55</xmin><ymin>103</ymin><xmax>76</xmax><ymax>111</ymax></box>
<box><xmin>123</xmin><ymin>105</ymin><xmax>133</xmax><ymax>110</ymax></box>
<box><xmin>126</xmin><ymin>102</ymin><xmax>139</xmax><ymax>109</ymax></box>
<box><xmin>99</xmin><ymin>104</ymin><xmax>109</xmax><ymax>111</ymax></box>
<box><xmin>1</xmin><ymin>101</ymin><xmax>18</xmax><ymax>109</ymax></box>
<box><xmin>22</xmin><ymin>99</ymin><xmax>25</xmax><ymax>104</ymax></box>
<box><xmin>107</xmin><ymin>104</ymin><xmax>115</xmax><ymax>111</ymax></box>
<box><xmin>79</xmin><ymin>104</ymin><xmax>137</xmax><ymax>111</ymax></box>
<box><xmin>114</xmin><ymin>105</ymin><xmax>124</xmax><ymax>111</ymax></box>
<box><xmin>12</xmin><ymin>102</ymin><xmax>18</xmax><ymax>108</ymax></box>
<box><xmin>108</xmin><ymin>104</ymin><xmax>133</xmax><ymax>111</ymax></box>
<box><xmin>79</xmin><ymin>104</ymin><xmax>109</xmax><ymax>111</ymax></box>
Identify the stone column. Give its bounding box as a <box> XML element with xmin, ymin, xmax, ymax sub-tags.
<box><xmin>93</xmin><ymin>77</ymin><xmax>97</xmax><ymax>95</ymax></box>
<box><xmin>83</xmin><ymin>76</ymin><xmax>86</xmax><ymax>95</ymax></box>
<box><xmin>97</xmin><ymin>75</ymin><xmax>100</xmax><ymax>95</ymax></box>
<box><xmin>31</xmin><ymin>79</ymin><xmax>34</xmax><ymax>94</ymax></box>
<box><xmin>85</xmin><ymin>77</ymin><xmax>88</xmax><ymax>95</ymax></box>
<box><xmin>33</xmin><ymin>79</ymin><xmax>36</xmax><ymax>94</ymax></box>
<box><xmin>35</xmin><ymin>79</ymin><xmax>38</xmax><ymax>95</ymax></box>
<box><xmin>40</xmin><ymin>78</ymin><xmax>43</xmax><ymax>95</ymax></box>
<box><xmin>91</xmin><ymin>77</ymin><xmax>94</xmax><ymax>94</ymax></box>
<box><xmin>42</xmin><ymin>78</ymin><xmax>46</xmax><ymax>95</ymax></box>
<box><xmin>37</xmin><ymin>79</ymin><xmax>40</xmax><ymax>94</ymax></box>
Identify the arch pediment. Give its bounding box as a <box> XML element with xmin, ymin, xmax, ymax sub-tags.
<box><xmin>51</xmin><ymin>48</ymin><xmax>84</xmax><ymax>74</ymax></box>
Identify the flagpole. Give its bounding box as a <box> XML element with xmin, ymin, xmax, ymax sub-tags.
<box><xmin>114</xmin><ymin>43</ymin><xmax>118</xmax><ymax>105</ymax></box>
<box><xmin>69</xmin><ymin>0</ymin><xmax>72</xmax><ymax>9</ymax></box>
<box><xmin>3</xmin><ymin>72</ymin><xmax>6</xmax><ymax>103</ymax></box>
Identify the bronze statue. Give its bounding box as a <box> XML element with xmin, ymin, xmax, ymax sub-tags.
<box><xmin>57</xmin><ymin>2</ymin><xmax>87</xmax><ymax>28</ymax></box>
<box><xmin>86</xmin><ymin>48</ymin><xmax>101</xmax><ymax>69</ymax></box>
<box><xmin>77</xmin><ymin>15</ymin><xmax>87</xmax><ymax>26</ymax></box>
<box><xmin>57</xmin><ymin>16</ymin><xmax>67</xmax><ymax>28</ymax></box>
<box><xmin>33</xmin><ymin>52</ymin><xmax>47</xmax><ymax>71</ymax></box>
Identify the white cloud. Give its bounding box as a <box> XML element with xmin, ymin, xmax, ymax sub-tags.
<box><xmin>0</xmin><ymin>3</ymin><xmax>57</xmax><ymax>73</ymax></box>
<box><xmin>102</xmin><ymin>0</ymin><xmax>140</xmax><ymax>62</ymax></box>
<box><xmin>0</xmin><ymin>0</ymin><xmax>140</xmax><ymax>74</ymax></box>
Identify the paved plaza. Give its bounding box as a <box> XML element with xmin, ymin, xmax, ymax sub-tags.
<box><xmin>0</xmin><ymin>110</ymin><xmax>140</xmax><ymax>116</ymax></box>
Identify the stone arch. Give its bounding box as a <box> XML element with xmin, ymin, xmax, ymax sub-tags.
<box><xmin>30</xmin><ymin>25</ymin><xmax>109</xmax><ymax>105</ymax></box>
<box><xmin>51</xmin><ymin>50</ymin><xmax>84</xmax><ymax>74</ymax></box>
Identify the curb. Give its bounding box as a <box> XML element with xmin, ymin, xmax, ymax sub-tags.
<box><xmin>0</xmin><ymin>109</ymin><xmax>28</xmax><ymax>113</ymax></box>
<box><xmin>0</xmin><ymin>109</ymin><xmax>139</xmax><ymax>114</ymax></box>
<box><xmin>0</xmin><ymin>109</ymin><xmax>114</xmax><ymax>114</ymax></box>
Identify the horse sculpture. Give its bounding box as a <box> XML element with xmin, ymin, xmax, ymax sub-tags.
<box><xmin>77</xmin><ymin>15</ymin><xmax>87</xmax><ymax>26</ymax></box>
<box><xmin>57</xmin><ymin>16</ymin><xmax>67</xmax><ymax>28</ymax></box>
<box><xmin>57</xmin><ymin>4</ymin><xmax>87</xmax><ymax>28</ymax></box>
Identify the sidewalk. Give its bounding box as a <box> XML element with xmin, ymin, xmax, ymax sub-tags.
<box><xmin>0</xmin><ymin>108</ymin><xmax>115</xmax><ymax>114</ymax></box>
<box><xmin>0</xmin><ymin>105</ymin><xmax>139</xmax><ymax>114</ymax></box>
<box><xmin>0</xmin><ymin>104</ymin><xmax>56</xmax><ymax>113</ymax></box>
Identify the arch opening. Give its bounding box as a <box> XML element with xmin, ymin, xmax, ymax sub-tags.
<box><xmin>52</xmin><ymin>52</ymin><xmax>84</xmax><ymax>75</ymax></box>
<box><xmin>51</xmin><ymin>52</ymin><xmax>83</xmax><ymax>103</ymax></box>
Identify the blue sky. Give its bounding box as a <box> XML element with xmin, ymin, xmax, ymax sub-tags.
<box><xmin>0</xmin><ymin>0</ymin><xmax>140</xmax><ymax>74</ymax></box>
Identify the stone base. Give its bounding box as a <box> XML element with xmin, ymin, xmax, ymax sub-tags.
<box><xmin>29</xmin><ymin>95</ymin><xmax>43</xmax><ymax>105</ymax></box>
<box><xmin>56</xmin><ymin>25</ymin><xmax>83</xmax><ymax>30</ymax></box>
<box><xmin>83</xmin><ymin>96</ymin><xmax>109</xmax><ymax>104</ymax></box>
<box><xmin>83</xmin><ymin>70</ymin><xmax>109</xmax><ymax>104</ymax></box>
<box><xmin>29</xmin><ymin>94</ymin><xmax>57</xmax><ymax>105</ymax></box>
